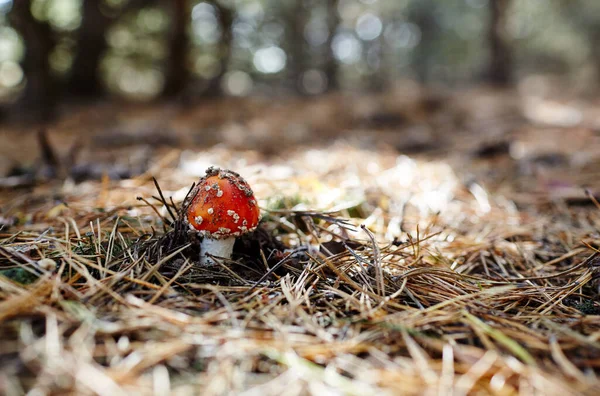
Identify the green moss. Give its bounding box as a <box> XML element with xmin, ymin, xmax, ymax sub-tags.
<box><xmin>0</xmin><ymin>268</ymin><xmax>38</xmax><ymax>285</ymax></box>
<box><xmin>575</xmin><ymin>300</ymin><xmax>600</xmax><ymax>315</ymax></box>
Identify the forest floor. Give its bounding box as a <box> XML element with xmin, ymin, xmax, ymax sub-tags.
<box><xmin>2</xmin><ymin>85</ymin><xmax>600</xmax><ymax>395</ymax></box>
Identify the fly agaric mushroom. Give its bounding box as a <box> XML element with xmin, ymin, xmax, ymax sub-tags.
<box><xmin>183</xmin><ymin>167</ymin><xmax>260</xmax><ymax>266</ymax></box>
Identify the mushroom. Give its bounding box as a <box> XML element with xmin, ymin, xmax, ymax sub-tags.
<box><xmin>183</xmin><ymin>167</ymin><xmax>260</xmax><ymax>266</ymax></box>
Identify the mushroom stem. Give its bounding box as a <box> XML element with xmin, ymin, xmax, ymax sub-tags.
<box><xmin>199</xmin><ymin>237</ymin><xmax>235</xmax><ymax>266</ymax></box>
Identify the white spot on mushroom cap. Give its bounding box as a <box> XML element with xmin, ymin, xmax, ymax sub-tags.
<box><xmin>216</xmin><ymin>190</ymin><xmax>223</xmax><ymax>197</ymax></box>
<box><xmin>191</xmin><ymin>222</ymin><xmax>259</xmax><ymax>239</ymax></box>
<box><xmin>207</xmin><ymin>208</ymin><xmax>214</xmax><ymax>215</ymax></box>
<box><xmin>227</xmin><ymin>210</ymin><xmax>241</xmax><ymax>223</ymax></box>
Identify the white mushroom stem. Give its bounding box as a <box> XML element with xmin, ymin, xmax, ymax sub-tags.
<box><xmin>200</xmin><ymin>237</ymin><xmax>235</xmax><ymax>266</ymax></box>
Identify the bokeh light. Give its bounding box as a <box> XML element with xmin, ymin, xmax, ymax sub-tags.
<box><xmin>332</xmin><ymin>32</ymin><xmax>362</xmax><ymax>64</ymax></box>
<box><xmin>355</xmin><ymin>13</ymin><xmax>382</xmax><ymax>41</ymax></box>
<box><xmin>222</xmin><ymin>70</ymin><xmax>253</xmax><ymax>96</ymax></box>
<box><xmin>191</xmin><ymin>2</ymin><xmax>221</xmax><ymax>44</ymax></box>
<box><xmin>253</xmin><ymin>46</ymin><xmax>286</xmax><ymax>74</ymax></box>
<box><xmin>0</xmin><ymin>60</ymin><xmax>23</xmax><ymax>88</ymax></box>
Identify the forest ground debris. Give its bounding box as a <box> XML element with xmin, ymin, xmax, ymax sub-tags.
<box><xmin>2</xmin><ymin>93</ymin><xmax>600</xmax><ymax>395</ymax></box>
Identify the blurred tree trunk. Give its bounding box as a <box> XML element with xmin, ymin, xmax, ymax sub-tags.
<box><xmin>558</xmin><ymin>1</ymin><xmax>600</xmax><ymax>90</ymax></box>
<box><xmin>9</xmin><ymin>0</ymin><xmax>56</xmax><ymax>120</ymax></box>
<box><xmin>203</xmin><ymin>1</ymin><xmax>234</xmax><ymax>97</ymax></box>
<box><xmin>488</xmin><ymin>0</ymin><xmax>512</xmax><ymax>85</ymax></box>
<box><xmin>410</xmin><ymin>2</ymin><xmax>436</xmax><ymax>85</ymax></box>
<box><xmin>366</xmin><ymin>36</ymin><xmax>387</xmax><ymax>93</ymax></box>
<box><xmin>162</xmin><ymin>0</ymin><xmax>189</xmax><ymax>97</ymax></box>
<box><xmin>581</xmin><ymin>14</ymin><xmax>600</xmax><ymax>87</ymax></box>
<box><xmin>67</xmin><ymin>0</ymin><xmax>111</xmax><ymax>97</ymax></box>
<box><xmin>324</xmin><ymin>0</ymin><xmax>339</xmax><ymax>91</ymax></box>
<box><xmin>286</xmin><ymin>0</ymin><xmax>307</xmax><ymax>93</ymax></box>
<box><xmin>591</xmin><ymin>28</ymin><xmax>600</xmax><ymax>87</ymax></box>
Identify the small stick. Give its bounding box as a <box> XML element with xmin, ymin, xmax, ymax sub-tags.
<box><xmin>153</xmin><ymin>177</ymin><xmax>177</xmax><ymax>223</ymax></box>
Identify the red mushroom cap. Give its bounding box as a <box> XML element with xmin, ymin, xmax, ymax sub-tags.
<box><xmin>184</xmin><ymin>167</ymin><xmax>260</xmax><ymax>239</ymax></box>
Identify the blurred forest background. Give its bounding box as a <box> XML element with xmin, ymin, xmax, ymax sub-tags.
<box><xmin>1</xmin><ymin>0</ymin><xmax>600</xmax><ymax>122</ymax></box>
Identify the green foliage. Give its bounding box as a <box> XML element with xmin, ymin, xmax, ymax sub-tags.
<box><xmin>0</xmin><ymin>267</ymin><xmax>38</xmax><ymax>284</ymax></box>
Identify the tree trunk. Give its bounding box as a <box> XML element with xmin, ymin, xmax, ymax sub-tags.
<box><xmin>367</xmin><ymin>40</ymin><xmax>386</xmax><ymax>93</ymax></box>
<box><xmin>9</xmin><ymin>0</ymin><xmax>56</xmax><ymax>121</ymax></box>
<box><xmin>592</xmin><ymin>29</ymin><xmax>600</xmax><ymax>88</ymax></box>
<box><xmin>410</xmin><ymin>2</ymin><xmax>435</xmax><ymax>85</ymax></box>
<box><xmin>286</xmin><ymin>0</ymin><xmax>306</xmax><ymax>93</ymax></box>
<box><xmin>67</xmin><ymin>0</ymin><xmax>111</xmax><ymax>97</ymax></box>
<box><xmin>488</xmin><ymin>0</ymin><xmax>512</xmax><ymax>85</ymax></box>
<box><xmin>162</xmin><ymin>0</ymin><xmax>190</xmax><ymax>98</ymax></box>
<box><xmin>324</xmin><ymin>0</ymin><xmax>339</xmax><ymax>91</ymax></box>
<box><xmin>202</xmin><ymin>1</ymin><xmax>234</xmax><ymax>98</ymax></box>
